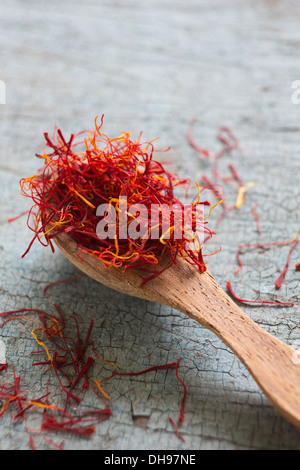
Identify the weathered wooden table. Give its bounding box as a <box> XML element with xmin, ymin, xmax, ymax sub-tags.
<box><xmin>1</xmin><ymin>0</ymin><xmax>300</xmax><ymax>450</ymax></box>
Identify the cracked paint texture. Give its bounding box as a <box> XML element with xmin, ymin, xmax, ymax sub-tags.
<box><xmin>0</xmin><ymin>0</ymin><xmax>300</xmax><ymax>450</ymax></box>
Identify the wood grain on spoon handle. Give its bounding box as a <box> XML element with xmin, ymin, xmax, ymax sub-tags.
<box><xmin>55</xmin><ymin>232</ymin><xmax>300</xmax><ymax>428</ymax></box>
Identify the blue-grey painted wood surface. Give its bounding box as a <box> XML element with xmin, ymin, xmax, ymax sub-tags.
<box><xmin>0</xmin><ymin>0</ymin><xmax>300</xmax><ymax>450</ymax></box>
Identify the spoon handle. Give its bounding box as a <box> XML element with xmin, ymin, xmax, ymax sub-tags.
<box><xmin>158</xmin><ymin>267</ymin><xmax>300</xmax><ymax>428</ymax></box>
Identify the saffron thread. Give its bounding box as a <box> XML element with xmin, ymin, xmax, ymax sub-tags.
<box><xmin>227</xmin><ymin>282</ymin><xmax>294</xmax><ymax>307</ymax></box>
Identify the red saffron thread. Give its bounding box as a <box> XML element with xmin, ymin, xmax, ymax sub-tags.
<box><xmin>68</xmin><ymin>356</ymin><xmax>95</xmax><ymax>394</ymax></box>
<box><xmin>186</xmin><ymin>118</ymin><xmax>211</xmax><ymax>157</ymax></box>
<box><xmin>43</xmin><ymin>437</ymin><xmax>65</xmax><ymax>450</ymax></box>
<box><xmin>235</xmin><ymin>234</ymin><xmax>300</xmax><ymax>276</ymax></box>
<box><xmin>20</xmin><ymin>116</ymin><xmax>218</xmax><ymax>284</ymax></box>
<box><xmin>213</xmin><ymin>127</ymin><xmax>241</xmax><ymax>180</ymax></box>
<box><xmin>226</xmin><ymin>282</ymin><xmax>294</xmax><ymax>307</ymax></box>
<box><xmin>199</xmin><ymin>175</ymin><xmax>234</xmax><ymax>226</ymax></box>
<box><xmin>275</xmin><ymin>239</ymin><xmax>299</xmax><ymax>289</ymax></box>
<box><xmin>169</xmin><ymin>417</ymin><xmax>186</xmax><ymax>443</ymax></box>
<box><xmin>0</xmin><ymin>304</ymin><xmax>113</xmax><ymax>443</ymax></box>
<box><xmin>175</xmin><ymin>358</ymin><xmax>187</xmax><ymax>424</ymax></box>
<box><xmin>29</xmin><ymin>436</ymin><xmax>37</xmax><ymax>450</ymax></box>
<box><xmin>228</xmin><ymin>163</ymin><xmax>244</xmax><ymax>188</ymax></box>
<box><xmin>43</xmin><ymin>274</ymin><xmax>81</xmax><ymax>297</ymax></box>
<box><xmin>296</xmin><ymin>263</ymin><xmax>300</xmax><ymax>271</ymax></box>
<box><xmin>114</xmin><ymin>362</ymin><xmax>178</xmax><ymax>377</ymax></box>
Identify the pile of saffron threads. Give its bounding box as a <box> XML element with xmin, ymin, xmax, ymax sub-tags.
<box><xmin>20</xmin><ymin>116</ymin><xmax>220</xmax><ymax>282</ymax></box>
<box><xmin>0</xmin><ymin>279</ymin><xmax>188</xmax><ymax>448</ymax></box>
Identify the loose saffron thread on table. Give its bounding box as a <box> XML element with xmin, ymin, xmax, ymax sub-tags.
<box><xmin>0</xmin><ymin>308</ymin><xmax>113</xmax><ymax>435</ymax></box>
<box><xmin>235</xmin><ymin>182</ymin><xmax>256</xmax><ymax>210</ymax></box>
<box><xmin>186</xmin><ymin>118</ymin><xmax>211</xmax><ymax>157</ymax></box>
<box><xmin>29</xmin><ymin>436</ymin><xmax>37</xmax><ymax>450</ymax></box>
<box><xmin>213</xmin><ymin>127</ymin><xmax>242</xmax><ymax>181</ymax></box>
<box><xmin>190</xmin><ymin>119</ymin><xmax>298</xmax><ymax>292</ymax></box>
<box><xmin>275</xmin><ymin>238</ymin><xmax>299</xmax><ymax>289</ymax></box>
<box><xmin>43</xmin><ymin>437</ymin><xmax>65</xmax><ymax>450</ymax></box>
<box><xmin>251</xmin><ymin>202</ymin><xmax>262</xmax><ymax>236</ymax></box>
<box><xmin>168</xmin><ymin>417</ymin><xmax>186</xmax><ymax>443</ymax></box>
<box><xmin>20</xmin><ymin>115</ymin><xmax>221</xmax><ymax>284</ymax></box>
<box><xmin>43</xmin><ymin>274</ymin><xmax>82</xmax><ymax>297</ymax></box>
<box><xmin>175</xmin><ymin>358</ymin><xmax>187</xmax><ymax>424</ymax></box>
<box><xmin>228</xmin><ymin>163</ymin><xmax>244</xmax><ymax>188</ymax></box>
<box><xmin>195</xmin><ymin>127</ymin><xmax>253</xmax><ymax>226</ymax></box>
<box><xmin>234</xmin><ymin>232</ymin><xmax>300</xmax><ymax>276</ymax></box>
<box><xmin>11</xmin><ymin>119</ymin><xmax>290</xmax><ymax>445</ymax></box>
<box><xmin>226</xmin><ymin>281</ymin><xmax>294</xmax><ymax>307</ymax></box>
<box><xmin>7</xmin><ymin>210</ymin><xmax>30</xmax><ymax>224</ymax></box>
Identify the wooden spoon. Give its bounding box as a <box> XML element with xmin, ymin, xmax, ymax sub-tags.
<box><xmin>54</xmin><ymin>232</ymin><xmax>300</xmax><ymax>429</ymax></box>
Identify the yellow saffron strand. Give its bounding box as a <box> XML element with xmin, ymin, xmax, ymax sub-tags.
<box><xmin>204</xmin><ymin>199</ymin><xmax>226</xmax><ymax>219</ymax></box>
<box><xmin>235</xmin><ymin>182</ymin><xmax>257</xmax><ymax>209</ymax></box>
<box><xmin>95</xmin><ymin>380</ymin><xmax>111</xmax><ymax>400</ymax></box>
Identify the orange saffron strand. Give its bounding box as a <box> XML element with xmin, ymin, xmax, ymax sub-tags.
<box><xmin>95</xmin><ymin>380</ymin><xmax>111</xmax><ymax>400</ymax></box>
